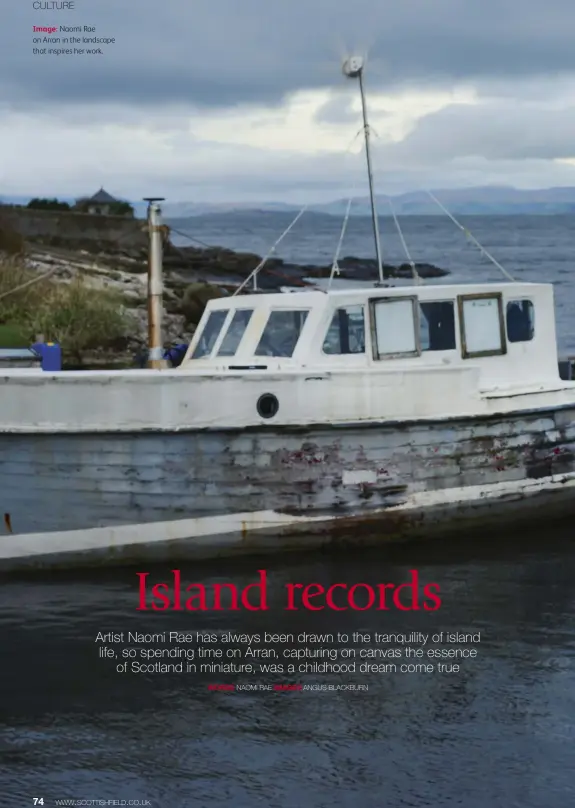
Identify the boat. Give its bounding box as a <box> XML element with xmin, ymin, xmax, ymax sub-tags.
<box><xmin>2</xmin><ymin>58</ymin><xmax>575</xmax><ymax>571</ymax></box>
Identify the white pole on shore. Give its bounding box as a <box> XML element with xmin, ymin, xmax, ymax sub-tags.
<box><xmin>144</xmin><ymin>197</ymin><xmax>167</xmax><ymax>369</ymax></box>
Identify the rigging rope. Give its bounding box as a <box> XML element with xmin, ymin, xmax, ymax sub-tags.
<box><xmin>328</xmin><ymin>197</ymin><xmax>353</xmax><ymax>290</ymax></box>
<box><xmin>387</xmin><ymin>196</ymin><xmax>422</xmax><ymax>285</ymax></box>
<box><xmin>232</xmin><ymin>206</ymin><xmax>309</xmax><ymax>296</ymax></box>
<box><xmin>168</xmin><ymin>227</ymin><xmax>213</xmax><ymax>249</ymax></box>
<box><xmin>425</xmin><ymin>191</ymin><xmax>516</xmax><ymax>282</ymax></box>
<box><xmin>234</xmin><ymin>127</ymin><xmax>368</xmax><ymax>296</ymax></box>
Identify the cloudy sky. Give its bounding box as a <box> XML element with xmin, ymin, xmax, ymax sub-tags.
<box><xmin>2</xmin><ymin>0</ymin><xmax>575</xmax><ymax>203</ymax></box>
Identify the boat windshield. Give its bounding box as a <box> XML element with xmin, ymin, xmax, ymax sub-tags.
<box><xmin>255</xmin><ymin>310</ymin><xmax>309</xmax><ymax>358</ymax></box>
<box><xmin>191</xmin><ymin>310</ymin><xmax>228</xmax><ymax>358</ymax></box>
<box><xmin>217</xmin><ymin>309</ymin><xmax>254</xmax><ymax>356</ymax></box>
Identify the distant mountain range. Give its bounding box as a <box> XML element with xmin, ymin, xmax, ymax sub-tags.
<box><xmin>160</xmin><ymin>187</ymin><xmax>575</xmax><ymax>217</ymax></box>
<box><xmin>3</xmin><ymin>186</ymin><xmax>575</xmax><ymax>217</ymax></box>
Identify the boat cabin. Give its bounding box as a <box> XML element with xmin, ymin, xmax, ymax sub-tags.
<box><xmin>179</xmin><ymin>282</ymin><xmax>559</xmax><ymax>389</ymax></box>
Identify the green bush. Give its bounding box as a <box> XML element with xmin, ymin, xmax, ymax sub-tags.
<box><xmin>107</xmin><ymin>201</ymin><xmax>134</xmax><ymax>217</ymax></box>
<box><xmin>181</xmin><ymin>282</ymin><xmax>225</xmax><ymax>325</ymax></box>
<box><xmin>0</xmin><ymin>258</ymin><xmax>135</xmax><ymax>363</ymax></box>
<box><xmin>27</xmin><ymin>279</ymin><xmax>135</xmax><ymax>363</ymax></box>
<box><xmin>0</xmin><ymin>259</ymin><xmax>48</xmax><ymax>324</ymax></box>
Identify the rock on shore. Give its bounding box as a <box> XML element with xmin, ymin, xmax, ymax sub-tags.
<box><xmin>162</xmin><ymin>242</ymin><xmax>449</xmax><ymax>289</ymax></box>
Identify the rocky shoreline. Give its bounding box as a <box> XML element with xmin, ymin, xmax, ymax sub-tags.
<box><xmin>164</xmin><ymin>242</ymin><xmax>448</xmax><ymax>286</ymax></box>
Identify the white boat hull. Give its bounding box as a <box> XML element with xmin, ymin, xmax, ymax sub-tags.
<box><xmin>1</xmin><ymin>306</ymin><xmax>575</xmax><ymax>571</ymax></box>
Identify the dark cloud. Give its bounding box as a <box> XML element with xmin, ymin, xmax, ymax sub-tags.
<box><xmin>4</xmin><ymin>0</ymin><xmax>575</xmax><ymax>110</ymax></box>
<box><xmin>312</xmin><ymin>88</ymin><xmax>397</xmax><ymax>129</ymax></box>
<box><xmin>4</xmin><ymin>0</ymin><xmax>575</xmax><ymax>203</ymax></box>
<box><xmin>384</xmin><ymin>102</ymin><xmax>575</xmax><ymax>162</ymax></box>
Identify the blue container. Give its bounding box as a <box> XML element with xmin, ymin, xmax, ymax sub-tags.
<box><xmin>31</xmin><ymin>342</ymin><xmax>62</xmax><ymax>371</ymax></box>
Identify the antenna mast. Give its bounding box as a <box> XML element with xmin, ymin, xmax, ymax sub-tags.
<box><xmin>342</xmin><ymin>57</ymin><xmax>385</xmax><ymax>285</ymax></box>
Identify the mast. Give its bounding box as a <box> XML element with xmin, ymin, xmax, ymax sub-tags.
<box><xmin>342</xmin><ymin>57</ymin><xmax>385</xmax><ymax>285</ymax></box>
<box><xmin>143</xmin><ymin>197</ymin><xmax>167</xmax><ymax>369</ymax></box>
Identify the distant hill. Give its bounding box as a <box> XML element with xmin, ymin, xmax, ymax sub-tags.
<box><xmin>4</xmin><ymin>186</ymin><xmax>575</xmax><ymax>218</ymax></box>
<box><xmin>310</xmin><ymin>186</ymin><xmax>575</xmax><ymax>216</ymax></box>
<box><xmin>161</xmin><ymin>186</ymin><xmax>575</xmax><ymax>217</ymax></box>
<box><xmin>160</xmin><ymin>201</ymin><xmax>296</xmax><ymax>217</ymax></box>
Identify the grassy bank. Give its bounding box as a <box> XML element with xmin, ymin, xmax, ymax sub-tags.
<box><xmin>0</xmin><ymin>219</ymin><xmax>229</xmax><ymax>364</ymax></box>
<box><xmin>0</xmin><ymin>322</ymin><xmax>29</xmax><ymax>347</ymax></box>
<box><xmin>0</xmin><ymin>257</ymin><xmax>136</xmax><ymax>364</ymax></box>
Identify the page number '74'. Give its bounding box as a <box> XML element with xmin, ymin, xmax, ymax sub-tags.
<box><xmin>33</xmin><ymin>800</ymin><xmax>44</xmax><ymax>806</ymax></box>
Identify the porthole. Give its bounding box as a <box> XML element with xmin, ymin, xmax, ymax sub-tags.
<box><xmin>257</xmin><ymin>393</ymin><xmax>279</xmax><ymax>419</ymax></box>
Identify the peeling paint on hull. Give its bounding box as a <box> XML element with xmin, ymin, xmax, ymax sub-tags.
<box><xmin>2</xmin><ymin>404</ymin><xmax>575</xmax><ymax>570</ymax></box>
<box><xmin>1</xmin><ymin>473</ymin><xmax>575</xmax><ymax>572</ymax></box>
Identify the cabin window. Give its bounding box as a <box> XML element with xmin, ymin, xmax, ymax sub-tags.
<box><xmin>191</xmin><ymin>310</ymin><xmax>228</xmax><ymax>359</ymax></box>
<box><xmin>506</xmin><ymin>300</ymin><xmax>534</xmax><ymax>343</ymax></box>
<box><xmin>371</xmin><ymin>297</ymin><xmax>418</xmax><ymax>358</ymax></box>
<box><xmin>458</xmin><ymin>293</ymin><xmax>506</xmax><ymax>358</ymax></box>
<box><xmin>323</xmin><ymin>305</ymin><xmax>365</xmax><ymax>354</ymax></box>
<box><xmin>255</xmin><ymin>310</ymin><xmax>309</xmax><ymax>357</ymax></box>
<box><xmin>419</xmin><ymin>301</ymin><xmax>456</xmax><ymax>351</ymax></box>
<box><xmin>217</xmin><ymin>309</ymin><xmax>254</xmax><ymax>356</ymax></box>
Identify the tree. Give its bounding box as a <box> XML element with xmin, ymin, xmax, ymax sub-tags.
<box><xmin>108</xmin><ymin>201</ymin><xmax>135</xmax><ymax>217</ymax></box>
<box><xmin>27</xmin><ymin>198</ymin><xmax>70</xmax><ymax>211</ymax></box>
